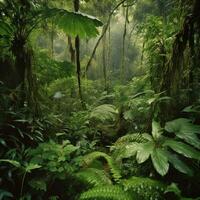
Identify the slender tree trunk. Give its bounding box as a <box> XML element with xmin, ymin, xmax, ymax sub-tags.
<box><xmin>75</xmin><ymin>36</ymin><xmax>84</xmax><ymax>106</ymax></box>
<box><xmin>68</xmin><ymin>36</ymin><xmax>75</xmax><ymax>63</ymax></box>
<box><xmin>102</xmin><ymin>30</ymin><xmax>107</xmax><ymax>91</ymax></box>
<box><xmin>51</xmin><ymin>19</ymin><xmax>54</xmax><ymax>58</ymax></box>
<box><xmin>120</xmin><ymin>6</ymin><xmax>128</xmax><ymax>83</ymax></box>
<box><xmin>108</xmin><ymin>24</ymin><xmax>111</xmax><ymax>89</ymax></box>
<box><xmin>140</xmin><ymin>41</ymin><xmax>145</xmax><ymax>66</ymax></box>
<box><xmin>74</xmin><ymin>0</ymin><xmax>85</xmax><ymax>108</ymax></box>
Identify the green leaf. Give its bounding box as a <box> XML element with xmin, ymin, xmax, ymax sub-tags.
<box><xmin>164</xmin><ymin>139</ymin><xmax>200</xmax><ymax>160</ymax></box>
<box><xmin>123</xmin><ymin>143</ymin><xmax>139</xmax><ymax>158</ymax></box>
<box><xmin>183</xmin><ymin>105</ymin><xmax>200</xmax><ymax>113</ymax></box>
<box><xmin>147</xmin><ymin>97</ymin><xmax>156</xmax><ymax>105</ymax></box>
<box><xmin>175</xmin><ymin>131</ymin><xmax>200</xmax><ymax>150</ymax></box>
<box><xmin>0</xmin><ymin>189</ymin><xmax>13</xmax><ymax>200</ymax></box>
<box><xmin>142</xmin><ymin>133</ymin><xmax>153</xmax><ymax>141</ymax></box>
<box><xmin>123</xmin><ymin>110</ymin><xmax>134</xmax><ymax>120</ymax></box>
<box><xmin>165</xmin><ymin>118</ymin><xmax>200</xmax><ymax>149</ymax></box>
<box><xmin>76</xmin><ymin>168</ymin><xmax>112</xmax><ymax>186</ymax></box>
<box><xmin>29</xmin><ymin>179</ymin><xmax>47</xmax><ymax>191</ymax></box>
<box><xmin>49</xmin><ymin>196</ymin><xmax>59</xmax><ymax>200</ymax></box>
<box><xmin>82</xmin><ymin>151</ymin><xmax>121</xmax><ymax>181</ymax></box>
<box><xmin>79</xmin><ymin>186</ymin><xmax>133</xmax><ymax>200</ymax></box>
<box><xmin>123</xmin><ymin>176</ymin><xmax>165</xmax><ymax>199</ymax></box>
<box><xmin>136</xmin><ymin>142</ymin><xmax>154</xmax><ymax>163</ymax></box>
<box><xmin>166</xmin><ymin>139</ymin><xmax>200</xmax><ymax>160</ymax></box>
<box><xmin>25</xmin><ymin>163</ymin><xmax>41</xmax><ymax>173</ymax></box>
<box><xmin>53</xmin><ymin>9</ymin><xmax>103</xmax><ymax>38</ymax></box>
<box><xmin>152</xmin><ymin>120</ymin><xmax>163</xmax><ymax>139</ymax></box>
<box><xmin>165</xmin><ymin>183</ymin><xmax>181</xmax><ymax>197</ymax></box>
<box><xmin>151</xmin><ymin>149</ymin><xmax>169</xmax><ymax>176</ymax></box>
<box><xmin>0</xmin><ymin>20</ymin><xmax>13</xmax><ymax>36</ymax></box>
<box><xmin>167</xmin><ymin>153</ymin><xmax>193</xmax><ymax>176</ymax></box>
<box><xmin>0</xmin><ymin>138</ymin><xmax>6</xmax><ymax>146</ymax></box>
<box><xmin>0</xmin><ymin>159</ymin><xmax>21</xmax><ymax>168</ymax></box>
<box><xmin>165</xmin><ymin>118</ymin><xmax>200</xmax><ymax>134</ymax></box>
<box><xmin>111</xmin><ymin>142</ymin><xmax>139</xmax><ymax>160</ymax></box>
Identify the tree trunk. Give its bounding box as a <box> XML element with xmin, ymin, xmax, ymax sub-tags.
<box><xmin>74</xmin><ymin>0</ymin><xmax>85</xmax><ymax>108</ymax></box>
<box><xmin>68</xmin><ymin>36</ymin><xmax>75</xmax><ymax>63</ymax></box>
<box><xmin>108</xmin><ymin>24</ymin><xmax>111</xmax><ymax>86</ymax></box>
<box><xmin>51</xmin><ymin>19</ymin><xmax>54</xmax><ymax>58</ymax></box>
<box><xmin>27</xmin><ymin>49</ymin><xmax>39</xmax><ymax>116</ymax></box>
<box><xmin>189</xmin><ymin>0</ymin><xmax>200</xmax><ymax>103</ymax></box>
<box><xmin>158</xmin><ymin>0</ymin><xmax>200</xmax><ymax>121</ymax></box>
<box><xmin>102</xmin><ymin>30</ymin><xmax>107</xmax><ymax>91</ymax></box>
<box><xmin>120</xmin><ymin>6</ymin><xmax>128</xmax><ymax>83</ymax></box>
<box><xmin>12</xmin><ymin>36</ymin><xmax>27</xmax><ymax>107</ymax></box>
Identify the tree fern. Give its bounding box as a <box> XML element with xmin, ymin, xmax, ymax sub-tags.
<box><xmin>79</xmin><ymin>185</ymin><xmax>133</xmax><ymax>200</ymax></box>
<box><xmin>82</xmin><ymin>152</ymin><xmax>121</xmax><ymax>181</ymax></box>
<box><xmin>76</xmin><ymin>168</ymin><xmax>112</xmax><ymax>187</ymax></box>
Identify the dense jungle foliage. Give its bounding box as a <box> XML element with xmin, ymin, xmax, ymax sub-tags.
<box><xmin>0</xmin><ymin>0</ymin><xmax>200</xmax><ymax>199</ymax></box>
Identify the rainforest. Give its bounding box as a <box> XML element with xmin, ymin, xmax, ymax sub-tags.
<box><xmin>0</xmin><ymin>0</ymin><xmax>200</xmax><ymax>199</ymax></box>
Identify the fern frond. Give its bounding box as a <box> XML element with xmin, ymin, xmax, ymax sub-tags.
<box><xmin>114</xmin><ymin>133</ymin><xmax>148</xmax><ymax>146</ymax></box>
<box><xmin>90</xmin><ymin>104</ymin><xmax>118</xmax><ymax>122</ymax></box>
<box><xmin>82</xmin><ymin>152</ymin><xmax>121</xmax><ymax>181</ymax></box>
<box><xmin>79</xmin><ymin>185</ymin><xmax>133</xmax><ymax>200</ymax></box>
<box><xmin>122</xmin><ymin>176</ymin><xmax>165</xmax><ymax>200</ymax></box>
<box><xmin>76</xmin><ymin>168</ymin><xmax>112</xmax><ymax>187</ymax></box>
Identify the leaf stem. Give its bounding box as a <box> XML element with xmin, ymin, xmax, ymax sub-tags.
<box><xmin>20</xmin><ymin>171</ymin><xmax>27</xmax><ymax>197</ymax></box>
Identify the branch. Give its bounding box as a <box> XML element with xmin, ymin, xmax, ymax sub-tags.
<box><xmin>122</xmin><ymin>0</ymin><xmax>137</xmax><ymax>7</ymax></box>
<box><xmin>84</xmin><ymin>0</ymin><xmax>126</xmax><ymax>74</ymax></box>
